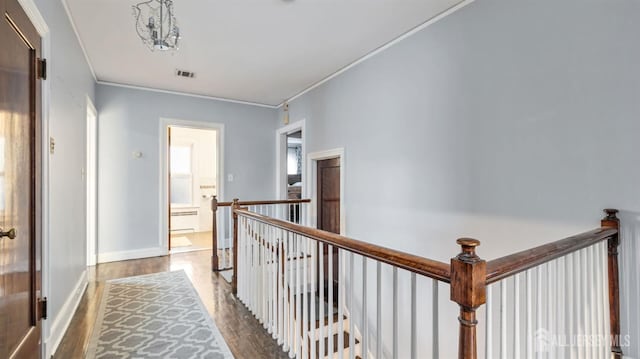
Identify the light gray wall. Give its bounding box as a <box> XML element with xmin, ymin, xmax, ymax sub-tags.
<box><xmin>33</xmin><ymin>0</ymin><xmax>96</xmax><ymax>349</ymax></box>
<box><xmin>96</xmin><ymin>84</ymin><xmax>277</xmax><ymax>255</ymax></box>
<box><xmin>279</xmin><ymin>0</ymin><xmax>640</xmax><ymax>356</ymax></box>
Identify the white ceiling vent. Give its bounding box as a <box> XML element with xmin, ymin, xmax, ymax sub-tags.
<box><xmin>176</xmin><ymin>69</ymin><xmax>195</xmax><ymax>78</ymax></box>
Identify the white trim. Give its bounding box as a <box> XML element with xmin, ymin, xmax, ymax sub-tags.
<box><xmin>98</xmin><ymin>81</ymin><xmax>279</xmax><ymax>109</ymax></box>
<box><xmin>275</xmin><ymin>119</ymin><xmax>306</xmax><ymax>200</ymax></box>
<box><xmin>159</xmin><ymin>118</ymin><xmax>225</xmax><ymax>252</ymax></box>
<box><xmin>97</xmin><ymin>247</ymin><xmax>167</xmax><ymax>263</ymax></box>
<box><xmin>86</xmin><ymin>96</ymin><xmax>98</xmax><ymax>266</ymax></box>
<box><xmin>44</xmin><ymin>270</ymin><xmax>88</xmax><ymax>358</ymax></box>
<box><xmin>60</xmin><ymin>0</ymin><xmax>97</xmax><ymax>81</ymax></box>
<box><xmin>279</xmin><ymin>0</ymin><xmax>474</xmax><ymax>107</ymax></box>
<box><xmin>16</xmin><ymin>0</ymin><xmax>49</xmax><ymax>34</ymax></box>
<box><xmin>306</xmin><ymin>148</ymin><xmax>346</xmax><ymax>235</ymax></box>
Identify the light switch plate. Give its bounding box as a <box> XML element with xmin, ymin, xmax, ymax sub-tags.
<box><xmin>227</xmin><ymin>174</ymin><xmax>234</xmax><ymax>182</ymax></box>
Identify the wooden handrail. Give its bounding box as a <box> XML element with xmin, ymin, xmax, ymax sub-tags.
<box><xmin>233</xmin><ymin>208</ymin><xmax>451</xmax><ymax>283</ymax></box>
<box><xmin>218</xmin><ymin>198</ymin><xmax>311</xmax><ymax>207</ymax></box>
<box><xmin>485</xmin><ymin>227</ymin><xmax>618</xmax><ymax>284</ymax></box>
<box><xmin>229</xmin><ymin>204</ymin><xmax>622</xmax><ymax>359</ymax></box>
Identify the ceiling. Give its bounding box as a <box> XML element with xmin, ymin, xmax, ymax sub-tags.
<box><xmin>65</xmin><ymin>0</ymin><xmax>464</xmax><ymax>107</ymax></box>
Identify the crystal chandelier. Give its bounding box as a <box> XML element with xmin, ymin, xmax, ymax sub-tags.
<box><xmin>132</xmin><ymin>0</ymin><xmax>180</xmax><ymax>51</ymax></box>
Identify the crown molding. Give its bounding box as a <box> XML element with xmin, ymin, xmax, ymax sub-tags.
<box><xmin>278</xmin><ymin>0</ymin><xmax>474</xmax><ymax>108</ymax></box>
<box><xmin>61</xmin><ymin>0</ymin><xmax>97</xmax><ymax>81</ymax></box>
<box><xmin>97</xmin><ymin>81</ymin><xmax>279</xmax><ymax>109</ymax></box>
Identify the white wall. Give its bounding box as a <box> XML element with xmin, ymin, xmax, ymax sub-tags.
<box><xmin>279</xmin><ymin>0</ymin><xmax>640</xmax><ymax>356</ymax></box>
<box><xmin>31</xmin><ymin>0</ymin><xmax>96</xmax><ymax>354</ymax></box>
<box><xmin>169</xmin><ymin>126</ymin><xmax>217</xmax><ymax>232</ymax></box>
<box><xmin>96</xmin><ymin>84</ymin><xmax>277</xmax><ymax>260</ymax></box>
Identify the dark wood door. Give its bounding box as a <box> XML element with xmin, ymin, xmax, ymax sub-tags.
<box><xmin>317</xmin><ymin>158</ymin><xmax>340</xmax><ymax>303</ymax></box>
<box><xmin>0</xmin><ymin>0</ymin><xmax>43</xmax><ymax>357</ymax></box>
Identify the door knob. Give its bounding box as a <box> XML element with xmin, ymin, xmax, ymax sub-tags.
<box><xmin>0</xmin><ymin>228</ymin><xmax>16</xmax><ymax>239</ymax></box>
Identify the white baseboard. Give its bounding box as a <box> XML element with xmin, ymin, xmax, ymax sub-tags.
<box><xmin>45</xmin><ymin>270</ymin><xmax>88</xmax><ymax>358</ymax></box>
<box><xmin>97</xmin><ymin>246</ymin><xmax>167</xmax><ymax>263</ymax></box>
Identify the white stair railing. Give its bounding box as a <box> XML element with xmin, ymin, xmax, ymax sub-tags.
<box><xmin>231</xmin><ymin>207</ymin><xmax>623</xmax><ymax>359</ymax></box>
<box><xmin>211</xmin><ymin>197</ymin><xmax>310</xmax><ymax>271</ymax></box>
<box><xmin>483</xmin><ymin>241</ymin><xmax>611</xmax><ymax>358</ymax></box>
<box><xmin>234</xmin><ymin>209</ymin><xmax>449</xmax><ymax>359</ymax></box>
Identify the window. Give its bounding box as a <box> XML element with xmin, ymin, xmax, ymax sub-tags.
<box><xmin>170</xmin><ymin>145</ymin><xmax>193</xmax><ymax>205</ymax></box>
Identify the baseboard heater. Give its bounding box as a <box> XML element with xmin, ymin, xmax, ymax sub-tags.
<box><xmin>170</xmin><ymin>209</ymin><xmax>199</xmax><ymax>233</ymax></box>
<box><xmin>171</xmin><ymin>211</ymin><xmax>198</xmax><ymax>216</ymax></box>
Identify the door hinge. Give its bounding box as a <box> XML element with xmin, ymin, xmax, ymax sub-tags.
<box><xmin>37</xmin><ymin>58</ymin><xmax>47</xmax><ymax>80</ymax></box>
<box><xmin>41</xmin><ymin>297</ymin><xmax>48</xmax><ymax>320</ymax></box>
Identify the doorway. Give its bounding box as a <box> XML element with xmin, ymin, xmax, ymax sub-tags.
<box><xmin>316</xmin><ymin>158</ymin><xmax>341</xmax><ymax>303</ymax></box>
<box><xmin>276</xmin><ymin>120</ymin><xmax>305</xmax><ymax>201</ymax></box>
<box><xmin>86</xmin><ymin>98</ymin><xmax>97</xmax><ymax>266</ymax></box>
<box><xmin>167</xmin><ymin>125</ymin><xmax>219</xmax><ymax>254</ymax></box>
<box><xmin>307</xmin><ymin>148</ymin><xmax>344</xmax><ymax>308</ymax></box>
<box><xmin>0</xmin><ymin>1</ymin><xmax>44</xmax><ymax>356</ymax></box>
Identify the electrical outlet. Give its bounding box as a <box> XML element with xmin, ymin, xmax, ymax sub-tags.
<box><xmin>49</xmin><ymin>137</ymin><xmax>55</xmax><ymax>154</ymax></box>
<box><xmin>227</xmin><ymin>174</ymin><xmax>234</xmax><ymax>182</ymax></box>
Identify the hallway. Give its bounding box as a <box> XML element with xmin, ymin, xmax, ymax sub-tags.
<box><xmin>54</xmin><ymin>251</ymin><xmax>288</xmax><ymax>358</ymax></box>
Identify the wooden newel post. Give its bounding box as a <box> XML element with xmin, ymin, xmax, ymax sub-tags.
<box><xmin>211</xmin><ymin>196</ymin><xmax>219</xmax><ymax>271</ymax></box>
<box><xmin>451</xmin><ymin>238</ymin><xmax>486</xmax><ymax>359</ymax></box>
<box><xmin>602</xmin><ymin>208</ymin><xmax>623</xmax><ymax>359</ymax></box>
<box><xmin>231</xmin><ymin>198</ymin><xmax>239</xmax><ymax>295</ymax></box>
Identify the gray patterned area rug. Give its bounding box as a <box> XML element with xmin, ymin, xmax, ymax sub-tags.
<box><xmin>86</xmin><ymin>270</ymin><xmax>234</xmax><ymax>359</ymax></box>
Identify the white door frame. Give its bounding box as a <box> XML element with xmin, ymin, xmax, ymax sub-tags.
<box><xmin>306</xmin><ymin>148</ymin><xmax>346</xmax><ymax>235</ymax></box>
<box><xmin>159</xmin><ymin>118</ymin><xmax>225</xmax><ymax>251</ymax></box>
<box><xmin>86</xmin><ymin>96</ymin><xmax>98</xmax><ymax>266</ymax></box>
<box><xmin>275</xmin><ymin>119</ymin><xmax>306</xmax><ymax>199</ymax></box>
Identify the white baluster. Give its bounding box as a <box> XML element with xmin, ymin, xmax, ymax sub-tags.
<box><xmin>310</xmin><ymin>238</ymin><xmax>316</xmax><ymax>359</ymax></box>
<box><xmin>569</xmin><ymin>252</ymin><xmax>577</xmax><ymax>359</ymax></box>
<box><xmin>536</xmin><ymin>266</ymin><xmax>542</xmax><ymax>359</ymax></box>
<box><xmin>556</xmin><ymin>256</ymin><xmax>564</xmax><ymax>359</ymax></box>
<box><xmin>229</xmin><ymin>207</ymin><xmax>233</xmax><ymax>269</ymax></box>
<box><xmin>393</xmin><ymin>267</ymin><xmax>398</xmax><ymax>359</ymax></box>
<box><xmin>303</xmin><ymin>236</ymin><xmax>309</xmax><ymax>359</ymax></box>
<box><xmin>319</xmin><ymin>242</ymin><xmax>325</xmax><ymax>359</ymax></box>
<box><xmin>289</xmin><ymin>231</ymin><xmax>296</xmax><ymax>358</ymax></box>
<box><xmin>283</xmin><ymin>230</ymin><xmax>290</xmax><ymax>351</ymax></box>
<box><xmin>486</xmin><ymin>284</ymin><xmax>493</xmax><ymax>359</ymax></box>
<box><xmin>410</xmin><ymin>272</ymin><xmax>416</xmax><ymax>359</ymax></box>
<box><xmin>547</xmin><ymin>261</ymin><xmax>554</xmax><ymax>359</ymax></box>
<box><xmin>515</xmin><ymin>274</ymin><xmax>521</xmax><ymax>358</ymax></box>
<box><xmin>600</xmin><ymin>241</ymin><xmax>611</xmax><ymax>357</ymax></box>
<box><xmin>500</xmin><ymin>279</ymin><xmax>507</xmax><ymax>359</ymax></box>
<box><xmin>349</xmin><ymin>253</ymin><xmax>355</xmax><ymax>359</ymax></box>
<box><xmin>328</xmin><ymin>245</ymin><xmax>334</xmax><ymax>359</ymax></box>
<box><xmin>595</xmin><ymin>242</ymin><xmax>604</xmax><ymax>359</ymax></box>
<box><xmin>279</xmin><ymin>229</ymin><xmax>285</xmax><ymax>347</ymax></box>
<box><xmin>432</xmin><ymin>279</ymin><xmax>439</xmax><ymax>359</ymax></box>
<box><xmin>338</xmin><ymin>249</ymin><xmax>345</xmax><ymax>359</ymax></box>
<box><xmin>272</xmin><ymin>226</ymin><xmax>278</xmax><ymax>337</ymax></box>
<box><xmin>526</xmin><ymin>270</ymin><xmax>532</xmax><ymax>359</ymax></box>
<box><xmin>296</xmin><ymin>234</ymin><xmax>302</xmax><ymax>358</ymax></box>
<box><xmin>588</xmin><ymin>245</ymin><xmax>597</xmax><ymax>359</ymax></box>
<box><xmin>376</xmin><ymin>262</ymin><xmax>382</xmax><ymax>359</ymax></box>
<box><xmin>362</xmin><ymin>258</ymin><xmax>368</xmax><ymax>359</ymax></box>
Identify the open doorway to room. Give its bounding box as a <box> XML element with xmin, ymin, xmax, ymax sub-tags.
<box><xmin>276</xmin><ymin>120</ymin><xmax>305</xmax><ymax>220</ymax></box>
<box><xmin>168</xmin><ymin>126</ymin><xmax>219</xmax><ymax>254</ymax></box>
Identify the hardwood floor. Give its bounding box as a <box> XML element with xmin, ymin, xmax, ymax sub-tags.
<box><xmin>53</xmin><ymin>250</ymin><xmax>289</xmax><ymax>359</ymax></box>
<box><xmin>170</xmin><ymin>231</ymin><xmax>213</xmax><ymax>253</ymax></box>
